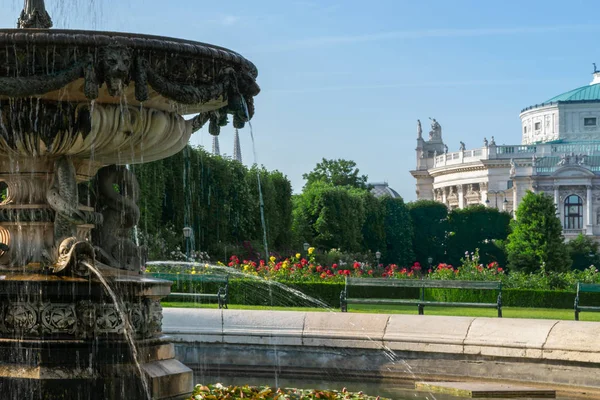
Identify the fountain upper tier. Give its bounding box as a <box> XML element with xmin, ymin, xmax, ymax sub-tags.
<box><xmin>0</xmin><ymin>28</ymin><xmax>259</xmax><ymax>115</ymax></box>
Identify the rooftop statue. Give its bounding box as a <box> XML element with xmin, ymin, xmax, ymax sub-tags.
<box><xmin>428</xmin><ymin>118</ymin><xmax>442</xmax><ymax>141</ymax></box>
<box><xmin>417</xmin><ymin>119</ymin><xmax>422</xmax><ymax>139</ymax></box>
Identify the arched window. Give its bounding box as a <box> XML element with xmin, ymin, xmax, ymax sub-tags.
<box><xmin>564</xmin><ymin>195</ymin><xmax>583</xmax><ymax>230</ymax></box>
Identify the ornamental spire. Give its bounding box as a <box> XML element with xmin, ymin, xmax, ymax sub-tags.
<box><xmin>212</xmin><ymin>135</ymin><xmax>221</xmax><ymax>156</ymax></box>
<box><xmin>18</xmin><ymin>0</ymin><xmax>53</xmax><ymax>29</ymax></box>
<box><xmin>233</xmin><ymin>128</ymin><xmax>242</xmax><ymax>163</ymax></box>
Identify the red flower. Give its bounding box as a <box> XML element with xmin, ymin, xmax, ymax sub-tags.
<box><xmin>316</xmin><ymin>266</ymin><xmax>323</xmax><ymax>273</ymax></box>
<box><xmin>353</xmin><ymin>262</ymin><xmax>360</xmax><ymax>269</ymax></box>
<box><xmin>368</xmin><ymin>270</ymin><xmax>373</xmax><ymax>275</ymax></box>
<box><xmin>332</xmin><ymin>263</ymin><xmax>338</xmax><ymax>269</ymax></box>
<box><xmin>497</xmin><ymin>267</ymin><xmax>503</xmax><ymax>272</ymax></box>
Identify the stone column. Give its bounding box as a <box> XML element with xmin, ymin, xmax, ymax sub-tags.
<box><xmin>458</xmin><ymin>185</ymin><xmax>465</xmax><ymax>209</ymax></box>
<box><xmin>480</xmin><ymin>182</ymin><xmax>488</xmax><ymax>206</ymax></box>
<box><xmin>513</xmin><ymin>181</ymin><xmax>519</xmax><ymax>219</ymax></box>
<box><xmin>442</xmin><ymin>187</ymin><xmax>447</xmax><ymax>206</ymax></box>
<box><xmin>587</xmin><ymin>185</ymin><xmax>593</xmax><ymax>234</ymax></box>
<box><xmin>553</xmin><ymin>185</ymin><xmax>561</xmax><ymax>227</ymax></box>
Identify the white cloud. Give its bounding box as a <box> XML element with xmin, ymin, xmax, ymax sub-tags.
<box><xmin>221</xmin><ymin>15</ymin><xmax>241</xmax><ymax>26</ymax></box>
<box><xmin>254</xmin><ymin>25</ymin><xmax>600</xmax><ymax>53</ymax></box>
<box><xmin>266</xmin><ymin>79</ymin><xmax>556</xmax><ymax>94</ymax></box>
<box><xmin>207</xmin><ymin>14</ymin><xmax>241</xmax><ymax>27</ymax></box>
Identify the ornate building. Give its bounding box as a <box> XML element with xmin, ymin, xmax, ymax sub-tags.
<box><xmin>410</xmin><ymin>71</ymin><xmax>600</xmax><ymax>239</ymax></box>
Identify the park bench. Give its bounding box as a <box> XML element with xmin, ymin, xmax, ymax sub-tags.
<box><xmin>151</xmin><ymin>272</ymin><xmax>229</xmax><ymax>309</ymax></box>
<box><xmin>574</xmin><ymin>282</ymin><xmax>600</xmax><ymax>320</ymax></box>
<box><xmin>340</xmin><ymin>278</ymin><xmax>502</xmax><ymax>317</ymax></box>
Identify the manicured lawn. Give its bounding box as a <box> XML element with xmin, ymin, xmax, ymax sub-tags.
<box><xmin>161</xmin><ymin>301</ymin><xmax>600</xmax><ymax>321</ymax></box>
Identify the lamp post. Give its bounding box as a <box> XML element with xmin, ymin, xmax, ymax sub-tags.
<box><xmin>303</xmin><ymin>242</ymin><xmax>310</xmax><ymax>258</ymax></box>
<box><xmin>375</xmin><ymin>250</ymin><xmax>381</xmax><ymax>266</ymax></box>
<box><xmin>486</xmin><ymin>190</ymin><xmax>508</xmax><ymax>210</ymax></box>
<box><xmin>183</xmin><ymin>226</ymin><xmax>193</xmax><ymax>261</ymax></box>
<box><xmin>427</xmin><ymin>256</ymin><xmax>433</xmax><ymax>270</ymax></box>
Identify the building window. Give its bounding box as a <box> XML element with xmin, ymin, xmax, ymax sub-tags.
<box><xmin>507</xmin><ymin>180</ymin><xmax>513</xmax><ymax>189</ymax></box>
<box><xmin>584</xmin><ymin>117</ymin><xmax>597</xmax><ymax>127</ymax></box>
<box><xmin>564</xmin><ymin>195</ymin><xmax>583</xmax><ymax>230</ymax></box>
<box><xmin>534</xmin><ymin>122</ymin><xmax>541</xmax><ymax>130</ymax></box>
<box><xmin>523</xmin><ymin>126</ymin><xmax>528</xmax><ymax>133</ymax></box>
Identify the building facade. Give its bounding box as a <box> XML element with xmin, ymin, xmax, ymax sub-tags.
<box><xmin>410</xmin><ymin>72</ymin><xmax>600</xmax><ymax>239</ymax></box>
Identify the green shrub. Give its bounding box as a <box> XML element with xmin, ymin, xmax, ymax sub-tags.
<box><xmin>164</xmin><ymin>277</ymin><xmax>600</xmax><ymax>310</ymax></box>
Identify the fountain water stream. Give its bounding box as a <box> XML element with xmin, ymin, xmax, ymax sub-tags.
<box><xmin>0</xmin><ymin>0</ymin><xmax>260</xmax><ymax>398</ymax></box>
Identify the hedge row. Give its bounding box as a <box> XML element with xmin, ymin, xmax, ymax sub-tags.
<box><xmin>165</xmin><ymin>278</ymin><xmax>600</xmax><ymax>310</ymax></box>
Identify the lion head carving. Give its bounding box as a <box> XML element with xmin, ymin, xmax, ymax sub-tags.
<box><xmin>99</xmin><ymin>44</ymin><xmax>132</xmax><ymax>97</ymax></box>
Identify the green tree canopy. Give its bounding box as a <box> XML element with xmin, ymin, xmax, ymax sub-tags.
<box><xmin>566</xmin><ymin>234</ymin><xmax>600</xmax><ymax>271</ymax></box>
<box><xmin>408</xmin><ymin>200</ymin><xmax>448</xmax><ymax>267</ymax></box>
<box><xmin>381</xmin><ymin>196</ymin><xmax>414</xmax><ymax>266</ymax></box>
<box><xmin>506</xmin><ymin>191</ymin><xmax>571</xmax><ymax>273</ymax></box>
<box><xmin>292</xmin><ymin>182</ymin><xmax>366</xmax><ymax>253</ymax></box>
<box><xmin>134</xmin><ymin>145</ymin><xmax>293</xmax><ymax>261</ymax></box>
<box><xmin>302</xmin><ymin>158</ymin><xmax>369</xmax><ymax>190</ymax></box>
<box><xmin>447</xmin><ymin>205</ymin><xmax>511</xmax><ymax>266</ymax></box>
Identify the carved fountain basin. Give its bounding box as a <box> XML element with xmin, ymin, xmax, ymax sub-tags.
<box><xmin>0</xmin><ymin>28</ymin><xmax>259</xmax><ymax>172</ymax></box>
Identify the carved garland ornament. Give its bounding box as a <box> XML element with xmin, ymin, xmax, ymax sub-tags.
<box><xmin>0</xmin><ymin>43</ymin><xmax>260</xmax><ymax>135</ymax></box>
<box><xmin>0</xmin><ymin>299</ymin><xmax>162</xmax><ymax>338</ymax></box>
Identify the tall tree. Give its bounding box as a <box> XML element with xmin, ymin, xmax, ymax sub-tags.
<box><xmin>566</xmin><ymin>234</ymin><xmax>600</xmax><ymax>271</ymax></box>
<box><xmin>447</xmin><ymin>205</ymin><xmax>511</xmax><ymax>266</ymax></box>
<box><xmin>506</xmin><ymin>191</ymin><xmax>571</xmax><ymax>273</ymax></box>
<box><xmin>292</xmin><ymin>182</ymin><xmax>366</xmax><ymax>252</ymax></box>
<box><xmin>303</xmin><ymin>158</ymin><xmax>369</xmax><ymax>190</ymax></box>
<box><xmin>408</xmin><ymin>200</ymin><xmax>448</xmax><ymax>267</ymax></box>
<box><xmin>381</xmin><ymin>196</ymin><xmax>414</xmax><ymax>266</ymax></box>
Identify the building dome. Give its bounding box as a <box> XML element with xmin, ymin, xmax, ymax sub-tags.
<box><xmin>519</xmin><ymin>72</ymin><xmax>600</xmax><ymax>145</ymax></box>
<box><xmin>370</xmin><ymin>182</ymin><xmax>401</xmax><ymax>198</ymax></box>
<box><xmin>544</xmin><ymin>82</ymin><xmax>600</xmax><ymax>104</ymax></box>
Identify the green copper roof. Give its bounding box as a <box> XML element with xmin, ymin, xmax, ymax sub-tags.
<box><xmin>544</xmin><ymin>83</ymin><xmax>600</xmax><ymax>103</ymax></box>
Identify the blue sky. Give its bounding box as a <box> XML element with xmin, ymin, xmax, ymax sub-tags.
<box><xmin>1</xmin><ymin>0</ymin><xmax>600</xmax><ymax>200</ymax></box>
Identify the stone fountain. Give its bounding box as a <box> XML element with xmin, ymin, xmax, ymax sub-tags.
<box><xmin>0</xmin><ymin>1</ymin><xmax>259</xmax><ymax>398</ymax></box>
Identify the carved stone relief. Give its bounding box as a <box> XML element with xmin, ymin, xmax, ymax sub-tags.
<box><xmin>0</xmin><ymin>299</ymin><xmax>162</xmax><ymax>339</ymax></box>
<box><xmin>559</xmin><ymin>185</ymin><xmax>587</xmax><ymax>202</ymax></box>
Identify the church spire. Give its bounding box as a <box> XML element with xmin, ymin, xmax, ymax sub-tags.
<box><xmin>212</xmin><ymin>135</ymin><xmax>220</xmax><ymax>156</ymax></box>
<box><xmin>233</xmin><ymin>129</ymin><xmax>242</xmax><ymax>163</ymax></box>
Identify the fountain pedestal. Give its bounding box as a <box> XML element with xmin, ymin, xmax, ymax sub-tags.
<box><xmin>0</xmin><ymin>268</ymin><xmax>193</xmax><ymax>399</ymax></box>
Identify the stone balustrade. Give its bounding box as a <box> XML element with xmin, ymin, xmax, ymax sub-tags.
<box><xmin>433</xmin><ymin>142</ymin><xmax>600</xmax><ymax>168</ymax></box>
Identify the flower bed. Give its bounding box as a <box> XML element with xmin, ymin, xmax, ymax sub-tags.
<box><xmin>190</xmin><ymin>383</ymin><xmax>389</xmax><ymax>400</ymax></box>
<box><xmin>146</xmin><ymin>249</ymin><xmax>600</xmax><ymax>292</ymax></box>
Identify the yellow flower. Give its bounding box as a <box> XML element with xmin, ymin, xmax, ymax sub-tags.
<box><xmin>205</xmin><ymin>264</ymin><xmax>209</xmax><ymax>269</ymax></box>
<box><xmin>269</xmin><ymin>256</ymin><xmax>276</xmax><ymax>263</ymax></box>
<box><xmin>295</xmin><ymin>253</ymin><xmax>301</xmax><ymax>259</ymax></box>
<box><xmin>190</xmin><ymin>270</ymin><xmax>196</xmax><ymax>275</ymax></box>
<box><xmin>308</xmin><ymin>247</ymin><xmax>315</xmax><ymax>255</ymax></box>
